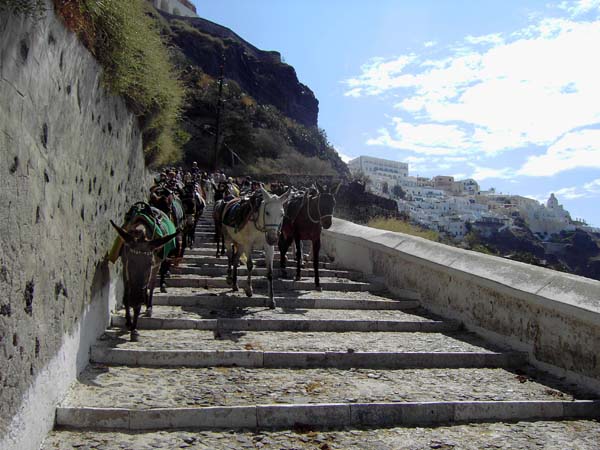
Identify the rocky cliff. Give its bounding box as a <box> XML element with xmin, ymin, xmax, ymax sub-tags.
<box><xmin>153</xmin><ymin>10</ymin><xmax>347</xmax><ymax>175</ymax></box>
<box><xmin>169</xmin><ymin>15</ymin><xmax>319</xmax><ymax>127</ymax></box>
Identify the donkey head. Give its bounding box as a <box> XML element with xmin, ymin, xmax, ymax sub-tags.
<box><xmin>259</xmin><ymin>187</ymin><xmax>290</xmax><ymax>245</ymax></box>
<box><xmin>314</xmin><ymin>182</ymin><xmax>341</xmax><ymax>229</ymax></box>
<box><xmin>110</xmin><ymin>220</ymin><xmax>179</xmax><ymax>303</ymax></box>
<box><xmin>149</xmin><ymin>188</ymin><xmax>174</xmax><ymax>217</ymax></box>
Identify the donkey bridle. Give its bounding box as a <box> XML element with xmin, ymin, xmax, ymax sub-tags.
<box><xmin>307</xmin><ymin>193</ymin><xmax>334</xmax><ymax>225</ymax></box>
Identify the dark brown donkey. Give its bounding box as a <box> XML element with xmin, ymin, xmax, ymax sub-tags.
<box><xmin>278</xmin><ymin>183</ymin><xmax>340</xmax><ymax>290</ymax></box>
<box><xmin>110</xmin><ymin>214</ymin><xmax>179</xmax><ymax>341</ymax></box>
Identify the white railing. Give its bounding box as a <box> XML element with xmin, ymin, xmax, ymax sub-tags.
<box><xmin>322</xmin><ymin>218</ymin><xmax>600</xmax><ymax>393</ymax></box>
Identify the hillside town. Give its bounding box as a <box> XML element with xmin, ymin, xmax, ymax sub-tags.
<box><xmin>348</xmin><ymin>155</ymin><xmax>600</xmax><ymax>241</ymax></box>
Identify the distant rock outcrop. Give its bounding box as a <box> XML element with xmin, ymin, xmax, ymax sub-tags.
<box><xmin>169</xmin><ymin>15</ymin><xmax>319</xmax><ymax>127</ymax></box>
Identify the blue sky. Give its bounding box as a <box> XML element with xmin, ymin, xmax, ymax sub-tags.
<box><xmin>192</xmin><ymin>0</ymin><xmax>600</xmax><ymax>226</ymax></box>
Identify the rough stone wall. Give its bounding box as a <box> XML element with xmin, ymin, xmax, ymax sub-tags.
<box><xmin>0</xmin><ymin>3</ymin><xmax>149</xmax><ymax>448</ymax></box>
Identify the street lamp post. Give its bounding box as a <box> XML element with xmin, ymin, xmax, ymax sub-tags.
<box><xmin>212</xmin><ymin>52</ymin><xmax>225</xmax><ymax>170</ymax></box>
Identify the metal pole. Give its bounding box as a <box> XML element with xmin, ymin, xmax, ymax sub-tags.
<box><xmin>213</xmin><ymin>52</ymin><xmax>225</xmax><ymax>171</ymax></box>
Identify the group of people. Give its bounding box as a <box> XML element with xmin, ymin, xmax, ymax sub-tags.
<box><xmin>151</xmin><ymin>163</ymin><xmax>291</xmax><ymax>205</ymax></box>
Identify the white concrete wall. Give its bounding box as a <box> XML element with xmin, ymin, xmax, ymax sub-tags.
<box><xmin>322</xmin><ymin>219</ymin><xmax>600</xmax><ymax>394</ymax></box>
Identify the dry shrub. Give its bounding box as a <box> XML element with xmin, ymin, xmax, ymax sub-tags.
<box><xmin>368</xmin><ymin>217</ymin><xmax>440</xmax><ymax>241</ymax></box>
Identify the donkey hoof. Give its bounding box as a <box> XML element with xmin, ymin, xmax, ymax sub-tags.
<box><xmin>232</xmin><ymin>285</ymin><xmax>239</xmax><ymax>292</ymax></box>
<box><xmin>268</xmin><ymin>300</ymin><xmax>276</xmax><ymax>309</ymax></box>
<box><xmin>245</xmin><ymin>287</ymin><xmax>253</xmax><ymax>297</ymax></box>
<box><xmin>295</xmin><ymin>275</ymin><xmax>302</xmax><ymax>282</ymax></box>
<box><xmin>144</xmin><ymin>308</ymin><xmax>152</xmax><ymax>318</ymax></box>
<box><xmin>316</xmin><ymin>285</ymin><xmax>323</xmax><ymax>292</ymax></box>
<box><xmin>160</xmin><ymin>284</ymin><xmax>167</xmax><ymax>293</ymax></box>
<box><xmin>130</xmin><ymin>330</ymin><xmax>139</xmax><ymax>342</ymax></box>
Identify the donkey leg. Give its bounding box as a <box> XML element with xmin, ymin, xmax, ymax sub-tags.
<box><xmin>226</xmin><ymin>241</ymin><xmax>233</xmax><ymax>285</ymax></box>
<box><xmin>245</xmin><ymin>252</ymin><xmax>254</xmax><ymax>297</ymax></box>
<box><xmin>160</xmin><ymin>260</ymin><xmax>169</xmax><ymax>293</ymax></box>
<box><xmin>313</xmin><ymin>238</ymin><xmax>322</xmax><ymax>291</ymax></box>
<box><xmin>264</xmin><ymin>245</ymin><xmax>276</xmax><ymax>308</ymax></box>
<box><xmin>295</xmin><ymin>237</ymin><xmax>303</xmax><ymax>281</ymax></box>
<box><xmin>215</xmin><ymin>224</ymin><xmax>221</xmax><ymax>258</ymax></box>
<box><xmin>123</xmin><ymin>286</ymin><xmax>132</xmax><ymax>329</ymax></box>
<box><xmin>231</xmin><ymin>245</ymin><xmax>240</xmax><ymax>292</ymax></box>
<box><xmin>278</xmin><ymin>234</ymin><xmax>292</xmax><ymax>279</ymax></box>
<box><xmin>131</xmin><ymin>304</ymin><xmax>141</xmax><ymax>342</ymax></box>
<box><xmin>145</xmin><ymin>265</ymin><xmax>159</xmax><ymax>317</ymax></box>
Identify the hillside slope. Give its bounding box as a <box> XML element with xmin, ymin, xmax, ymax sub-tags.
<box><xmin>155</xmin><ymin>10</ymin><xmax>348</xmax><ymax>176</ymax></box>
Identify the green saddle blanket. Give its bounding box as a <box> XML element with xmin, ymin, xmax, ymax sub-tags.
<box><xmin>109</xmin><ymin>202</ymin><xmax>177</xmax><ymax>261</ymax></box>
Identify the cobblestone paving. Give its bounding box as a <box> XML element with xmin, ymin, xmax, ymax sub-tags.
<box><xmin>62</xmin><ymin>366</ymin><xmax>587</xmax><ymax>409</ymax></box>
<box><xmin>97</xmin><ymin>330</ymin><xmax>503</xmax><ymax>353</ymax></box>
<box><xmin>42</xmin><ymin>420</ymin><xmax>600</xmax><ymax>449</ymax></box>
<box><xmin>119</xmin><ymin>305</ymin><xmax>435</xmax><ymax>322</ymax></box>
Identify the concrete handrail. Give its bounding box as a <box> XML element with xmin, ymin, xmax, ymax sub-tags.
<box><xmin>322</xmin><ymin>218</ymin><xmax>600</xmax><ymax>392</ymax></box>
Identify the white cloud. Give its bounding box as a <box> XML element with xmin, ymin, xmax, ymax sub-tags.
<box><xmin>528</xmin><ymin>178</ymin><xmax>600</xmax><ymax>204</ymax></box>
<box><xmin>518</xmin><ymin>128</ymin><xmax>600</xmax><ymax>176</ymax></box>
<box><xmin>558</xmin><ymin>0</ymin><xmax>600</xmax><ymax>16</ymax></box>
<box><xmin>465</xmin><ymin>33</ymin><xmax>504</xmax><ymax>45</ymax></box>
<box><xmin>424</xmin><ymin>41</ymin><xmax>437</xmax><ymax>48</ymax></box>
<box><xmin>344</xmin><ymin>13</ymin><xmax>600</xmax><ymax>160</ymax></box>
<box><xmin>469</xmin><ymin>165</ymin><xmax>515</xmax><ymax>181</ymax></box>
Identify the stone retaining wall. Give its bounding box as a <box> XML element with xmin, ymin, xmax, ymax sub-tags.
<box><xmin>0</xmin><ymin>3</ymin><xmax>149</xmax><ymax>449</ymax></box>
<box><xmin>322</xmin><ymin>219</ymin><xmax>600</xmax><ymax>394</ymax></box>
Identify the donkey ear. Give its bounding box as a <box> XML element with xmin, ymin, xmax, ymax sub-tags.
<box><xmin>260</xmin><ymin>186</ymin><xmax>271</xmax><ymax>199</ymax></box>
<box><xmin>278</xmin><ymin>188</ymin><xmax>291</xmax><ymax>202</ymax></box>
<box><xmin>110</xmin><ymin>220</ymin><xmax>134</xmax><ymax>244</ymax></box>
<box><xmin>333</xmin><ymin>181</ymin><xmax>342</xmax><ymax>195</ymax></box>
<box><xmin>149</xmin><ymin>230</ymin><xmax>181</xmax><ymax>251</ymax></box>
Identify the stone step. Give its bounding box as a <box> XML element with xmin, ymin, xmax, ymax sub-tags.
<box><xmin>185</xmin><ymin>247</ymin><xmax>316</xmax><ymax>259</ymax></box>
<box><xmin>95</xmin><ymin>329</ymin><xmax>503</xmax><ymax>354</ymax></box>
<box><xmin>172</xmin><ymin>264</ymin><xmax>359</xmax><ymax>279</ymax></box>
<box><xmin>91</xmin><ymin>328</ymin><xmax>524</xmax><ymax>369</ymax></box>
<box><xmin>115</xmin><ymin>304</ymin><xmax>439</xmax><ymax>323</ymax></box>
<box><xmin>111</xmin><ymin>316</ymin><xmax>458</xmax><ymax>333</ymax></box>
<box><xmin>54</xmin><ymin>400</ymin><xmax>600</xmax><ymax>430</ymax></box>
<box><xmin>56</xmin><ymin>364</ymin><xmax>599</xmax><ymax>429</ymax></box>
<box><xmin>181</xmin><ymin>255</ymin><xmax>335</xmax><ymax>269</ymax></box>
<box><xmin>91</xmin><ymin>347</ymin><xmax>527</xmax><ymax>370</ymax></box>
<box><xmin>162</xmin><ymin>275</ymin><xmax>375</xmax><ymax>291</ymax></box>
<box><xmin>40</xmin><ymin>419</ymin><xmax>600</xmax><ymax>449</ymax></box>
<box><xmin>153</xmin><ymin>293</ymin><xmax>420</xmax><ymax>309</ymax></box>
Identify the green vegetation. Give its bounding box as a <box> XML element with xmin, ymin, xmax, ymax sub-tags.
<box><xmin>367</xmin><ymin>217</ymin><xmax>439</xmax><ymax>242</ymax></box>
<box><xmin>181</xmin><ymin>67</ymin><xmax>342</xmax><ymax>174</ymax></box>
<box><xmin>464</xmin><ymin>231</ymin><xmax>496</xmax><ymax>255</ymax></box>
<box><xmin>0</xmin><ymin>0</ymin><xmax>45</xmax><ymax>17</ymax></box>
<box><xmin>53</xmin><ymin>0</ymin><xmax>186</xmax><ymax>166</ymax></box>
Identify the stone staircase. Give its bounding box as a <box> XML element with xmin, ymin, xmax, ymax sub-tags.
<box><xmin>42</xmin><ymin>206</ymin><xmax>600</xmax><ymax>448</ymax></box>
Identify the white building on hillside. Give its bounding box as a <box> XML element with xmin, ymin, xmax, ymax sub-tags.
<box><xmin>150</xmin><ymin>0</ymin><xmax>199</xmax><ymax>17</ymax></box>
<box><xmin>348</xmin><ymin>156</ymin><xmax>408</xmax><ymax>181</ymax></box>
<box><xmin>348</xmin><ymin>156</ymin><xmax>409</xmax><ymax>195</ymax></box>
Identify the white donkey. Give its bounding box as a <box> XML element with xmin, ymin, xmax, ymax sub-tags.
<box><xmin>223</xmin><ymin>187</ymin><xmax>289</xmax><ymax>308</ymax></box>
